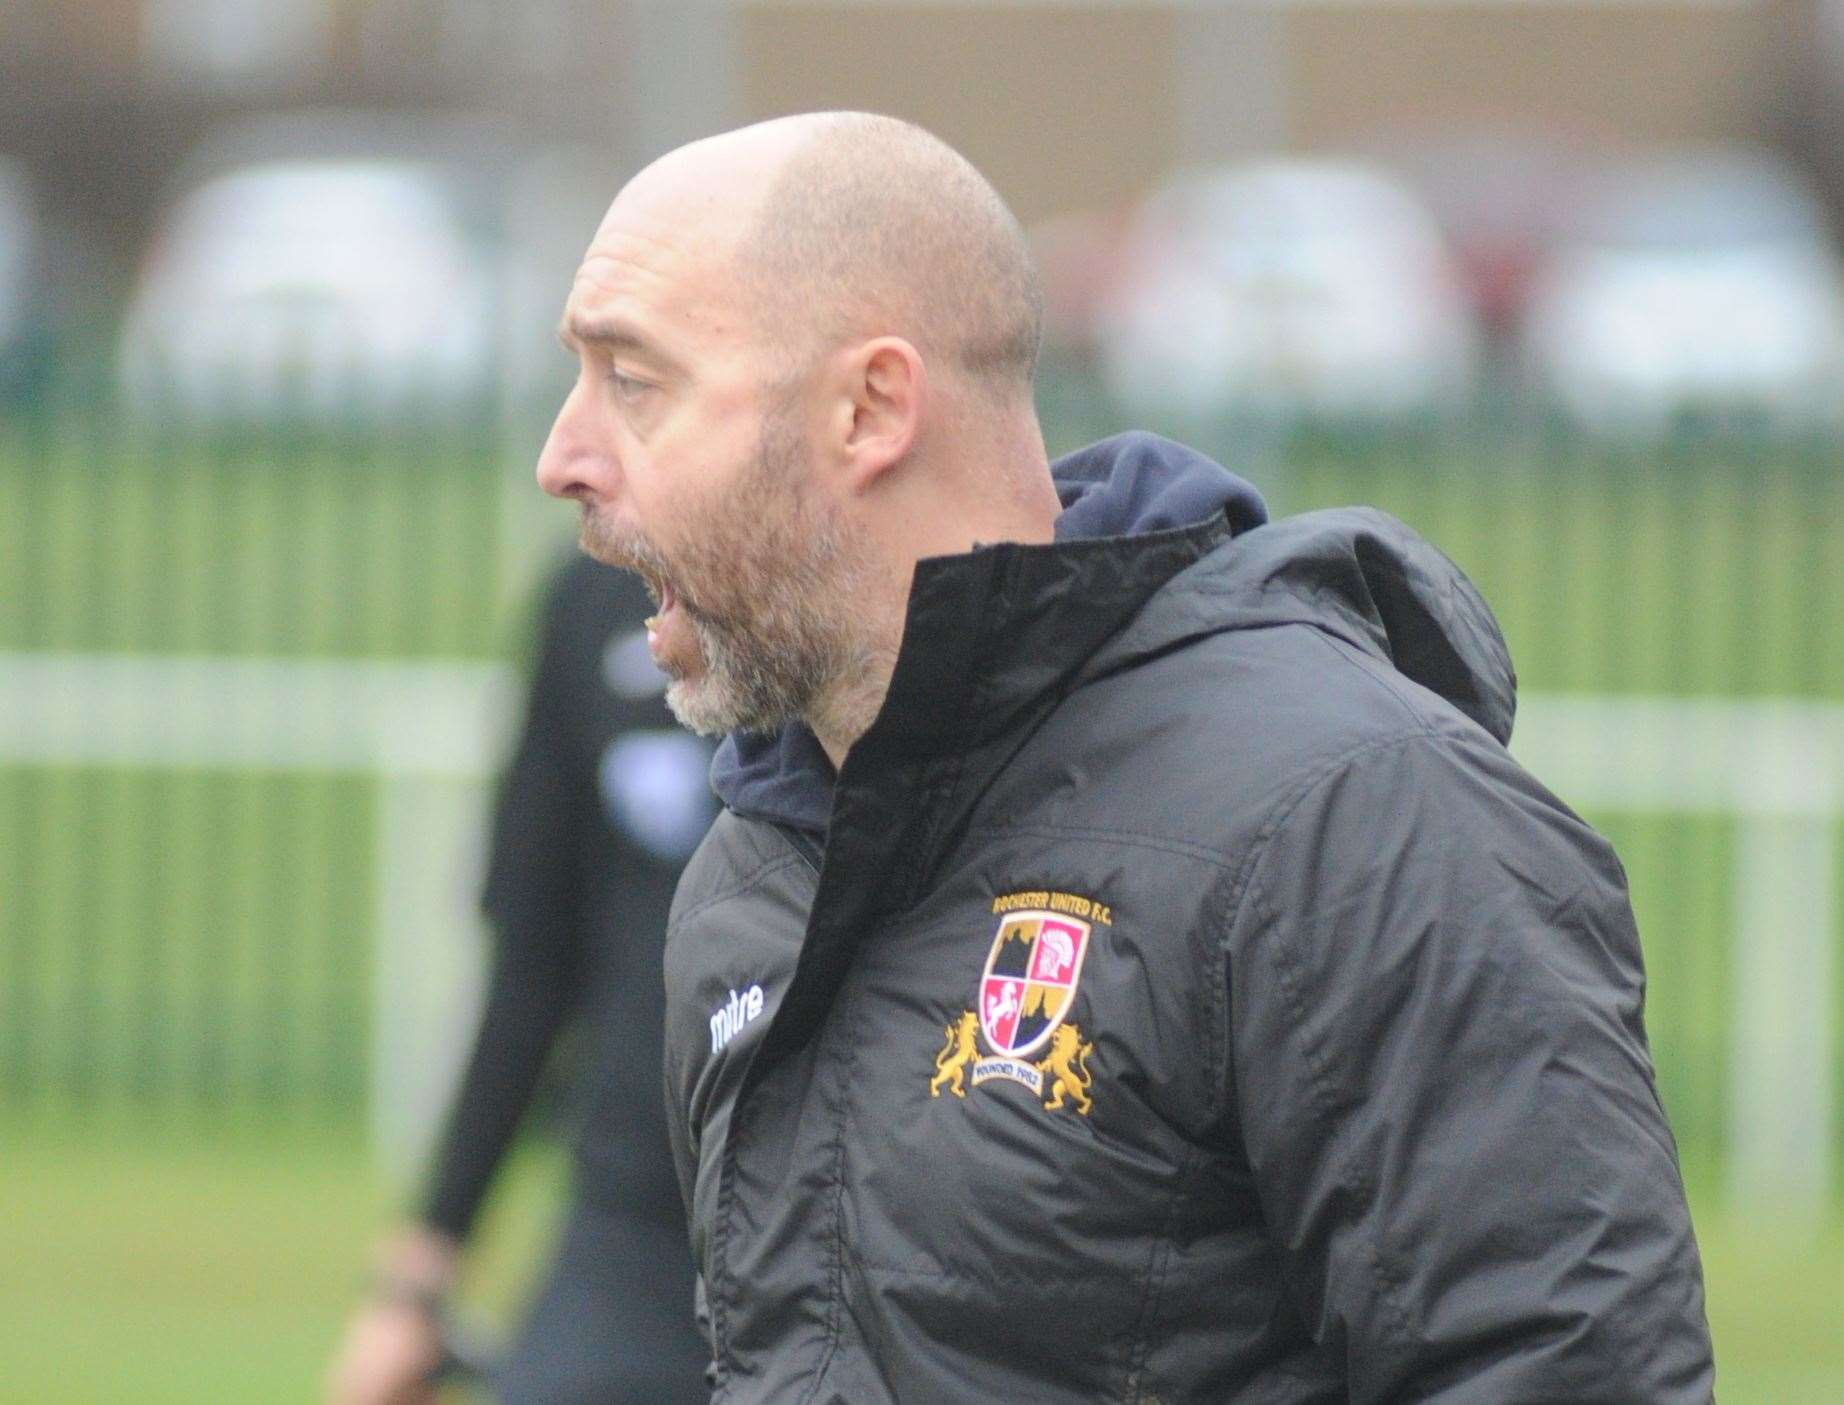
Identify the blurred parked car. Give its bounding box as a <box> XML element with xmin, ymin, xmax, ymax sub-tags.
<box><xmin>1524</xmin><ymin>149</ymin><xmax>1844</xmax><ymax>437</ymax></box>
<box><xmin>1093</xmin><ymin>159</ymin><xmax>1478</xmax><ymax>425</ymax></box>
<box><xmin>120</xmin><ymin>158</ymin><xmax>496</xmax><ymax>422</ymax></box>
<box><xmin>118</xmin><ymin>112</ymin><xmax>602</xmax><ymax>425</ymax></box>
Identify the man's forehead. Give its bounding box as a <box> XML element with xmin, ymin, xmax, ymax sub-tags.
<box><xmin>572</xmin><ymin>174</ymin><xmax>755</xmax><ymax>301</ymax></box>
<box><xmin>565</xmin><ymin>217</ymin><xmax>733</xmax><ymax>343</ymax></box>
<box><xmin>619</xmin><ymin>119</ymin><xmax>804</xmax><ymax>213</ymax></box>
<box><xmin>597</xmin><ymin>131</ymin><xmax>783</xmax><ymax>247</ymax></box>
<box><xmin>562</xmin><ymin>124</ymin><xmax>804</xmax><ymax>345</ymax></box>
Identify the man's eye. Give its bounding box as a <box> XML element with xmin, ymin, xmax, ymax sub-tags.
<box><xmin>609</xmin><ymin>371</ymin><xmax>653</xmax><ymax>404</ymax></box>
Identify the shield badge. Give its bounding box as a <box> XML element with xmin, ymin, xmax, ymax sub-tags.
<box><xmin>978</xmin><ymin>911</ymin><xmax>1091</xmax><ymax>1058</ymax></box>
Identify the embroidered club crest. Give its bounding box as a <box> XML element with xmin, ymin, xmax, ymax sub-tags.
<box><xmin>928</xmin><ymin>890</ymin><xmax>1110</xmax><ymax>1115</ymax></box>
<box><xmin>978</xmin><ymin>910</ymin><xmax>1091</xmax><ymax>1058</ymax></box>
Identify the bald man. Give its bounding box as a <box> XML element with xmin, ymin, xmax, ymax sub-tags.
<box><xmin>540</xmin><ymin>113</ymin><xmax>1713</xmax><ymax>1404</ymax></box>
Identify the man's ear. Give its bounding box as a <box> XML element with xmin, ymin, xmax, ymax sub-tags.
<box><xmin>836</xmin><ymin>337</ymin><xmax>925</xmax><ymax>493</ymax></box>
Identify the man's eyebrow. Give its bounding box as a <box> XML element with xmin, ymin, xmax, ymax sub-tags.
<box><xmin>558</xmin><ymin>315</ymin><xmax>677</xmax><ymax>370</ymax></box>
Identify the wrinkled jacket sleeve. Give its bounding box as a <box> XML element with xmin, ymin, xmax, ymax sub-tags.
<box><xmin>1223</xmin><ymin>729</ymin><xmax>1714</xmax><ymax>1402</ymax></box>
<box><xmin>663</xmin><ymin>835</ymin><xmax>728</xmax><ymax>1386</ymax></box>
<box><xmin>664</xmin><ymin>1059</ymin><xmax>720</xmax><ymax>1390</ymax></box>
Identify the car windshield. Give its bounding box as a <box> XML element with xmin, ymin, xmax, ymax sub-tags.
<box><xmin>1149</xmin><ymin>164</ymin><xmax>1443</xmax><ymax>269</ymax></box>
<box><xmin>165</xmin><ymin>161</ymin><xmax>460</xmax><ymax>264</ymax></box>
<box><xmin>1583</xmin><ymin>159</ymin><xmax>1828</xmax><ymax>250</ymax></box>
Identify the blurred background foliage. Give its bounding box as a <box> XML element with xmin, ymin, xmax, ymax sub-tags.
<box><xmin>4</xmin><ymin>1</ymin><xmax>1844</xmax><ymax>1400</ymax></box>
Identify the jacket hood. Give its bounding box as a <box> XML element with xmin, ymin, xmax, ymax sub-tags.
<box><xmin>1051</xmin><ymin>431</ymin><xmax>1269</xmax><ymax>542</ymax></box>
<box><xmin>710</xmin><ymin>432</ymin><xmax>1513</xmax><ymax>836</ymax></box>
<box><xmin>1086</xmin><ymin>503</ymin><xmax>1517</xmax><ymax>748</ymax></box>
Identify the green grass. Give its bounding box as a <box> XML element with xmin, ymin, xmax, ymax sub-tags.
<box><xmin>1703</xmin><ymin>1215</ymin><xmax>1844</xmax><ymax>1402</ymax></box>
<box><xmin>0</xmin><ymin>1111</ymin><xmax>568</xmax><ymax>1405</ymax></box>
<box><xmin>0</xmin><ymin>766</ymin><xmax>377</xmax><ymax>1109</ymax></box>
<box><xmin>0</xmin><ymin>1112</ymin><xmax>1836</xmax><ymax>1403</ymax></box>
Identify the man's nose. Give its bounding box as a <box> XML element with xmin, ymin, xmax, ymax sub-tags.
<box><xmin>535</xmin><ymin>379</ymin><xmax>609</xmax><ymax>501</ymax></box>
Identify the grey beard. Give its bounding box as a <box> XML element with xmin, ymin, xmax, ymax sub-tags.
<box><xmin>667</xmin><ymin>513</ymin><xmax>880</xmax><ymax>739</ymax></box>
<box><xmin>663</xmin><ymin>604</ymin><xmax>823</xmax><ymax>737</ymax></box>
<box><xmin>582</xmin><ymin>495</ymin><xmax>870</xmax><ymax>741</ymax></box>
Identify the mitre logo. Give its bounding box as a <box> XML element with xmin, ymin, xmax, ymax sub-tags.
<box><xmin>709</xmin><ymin>984</ymin><xmax>765</xmax><ymax>1054</ymax></box>
<box><xmin>927</xmin><ymin>892</ymin><xmax>1107</xmax><ymax>1116</ymax></box>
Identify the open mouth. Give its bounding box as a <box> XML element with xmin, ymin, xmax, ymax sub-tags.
<box><xmin>645</xmin><ymin>577</ymin><xmax>679</xmax><ymax>642</ymax></box>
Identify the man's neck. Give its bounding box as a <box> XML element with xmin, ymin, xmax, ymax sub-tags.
<box><xmin>811</xmin><ymin>452</ymin><xmax>1062</xmax><ymax>770</ymax></box>
<box><xmin>808</xmin><ymin>642</ymin><xmax>900</xmax><ymax>771</ymax></box>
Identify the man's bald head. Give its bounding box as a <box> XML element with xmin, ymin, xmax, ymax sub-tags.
<box><xmin>729</xmin><ymin>113</ymin><xmax>1044</xmax><ymax>402</ymax></box>
<box><xmin>547</xmin><ymin>113</ymin><xmax>1061</xmax><ymax>764</ymax></box>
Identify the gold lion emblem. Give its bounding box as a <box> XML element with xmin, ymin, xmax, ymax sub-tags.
<box><xmin>1034</xmin><ymin>1024</ymin><xmax>1095</xmax><ymax>1116</ymax></box>
<box><xmin>929</xmin><ymin>1012</ymin><xmax>981</xmax><ymax>1098</ymax></box>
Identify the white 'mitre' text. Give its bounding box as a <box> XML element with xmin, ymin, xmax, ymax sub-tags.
<box><xmin>711</xmin><ymin>984</ymin><xmax>765</xmax><ymax>1053</ymax></box>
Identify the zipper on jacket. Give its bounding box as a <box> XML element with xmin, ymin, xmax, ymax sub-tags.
<box><xmin>772</xmin><ymin>819</ymin><xmax>823</xmax><ymax>875</ymax></box>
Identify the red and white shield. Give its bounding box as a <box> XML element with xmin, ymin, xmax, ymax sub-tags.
<box><xmin>978</xmin><ymin>911</ymin><xmax>1091</xmax><ymax>1058</ymax></box>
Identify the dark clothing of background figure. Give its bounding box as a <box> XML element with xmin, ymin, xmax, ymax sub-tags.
<box><xmin>421</xmin><ymin>553</ymin><xmax>716</xmax><ymax>1403</ymax></box>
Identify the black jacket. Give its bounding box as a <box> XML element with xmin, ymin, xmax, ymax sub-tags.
<box><xmin>663</xmin><ymin>434</ymin><xmax>1713</xmax><ymax>1403</ymax></box>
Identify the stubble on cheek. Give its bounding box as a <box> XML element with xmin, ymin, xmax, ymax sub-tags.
<box><xmin>562</xmin><ymin>412</ymin><xmax>877</xmax><ymax>739</ymax></box>
<box><xmin>578</xmin><ymin>504</ymin><xmax>669</xmax><ymax>600</ymax></box>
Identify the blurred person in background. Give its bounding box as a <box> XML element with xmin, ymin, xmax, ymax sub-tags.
<box><xmin>326</xmin><ymin>554</ymin><xmax>715</xmax><ymax>1405</ymax></box>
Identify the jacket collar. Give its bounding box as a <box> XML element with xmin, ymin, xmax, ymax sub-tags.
<box><xmin>735</xmin><ymin>434</ymin><xmax>1266</xmax><ymax>1083</ymax></box>
<box><xmin>712</xmin><ymin>432</ymin><xmax>1268</xmax><ymax>837</ymax></box>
